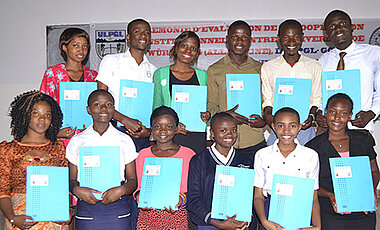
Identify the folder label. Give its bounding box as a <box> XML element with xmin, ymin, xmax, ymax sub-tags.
<box><xmin>83</xmin><ymin>156</ymin><xmax>100</xmax><ymax>167</ymax></box>
<box><xmin>326</xmin><ymin>79</ymin><xmax>342</xmax><ymax>90</ymax></box>
<box><xmin>30</xmin><ymin>174</ymin><xmax>49</xmax><ymax>187</ymax></box>
<box><xmin>334</xmin><ymin>166</ymin><xmax>352</xmax><ymax>178</ymax></box>
<box><xmin>144</xmin><ymin>165</ymin><xmax>161</xmax><ymax>176</ymax></box>
<box><xmin>174</xmin><ymin>92</ymin><xmax>189</xmax><ymax>103</ymax></box>
<box><xmin>64</xmin><ymin>90</ymin><xmax>80</xmax><ymax>100</ymax></box>
<box><xmin>122</xmin><ymin>87</ymin><xmax>137</xmax><ymax>98</ymax></box>
<box><xmin>217</xmin><ymin>174</ymin><xmax>235</xmax><ymax>187</ymax></box>
<box><xmin>275</xmin><ymin>183</ymin><xmax>293</xmax><ymax>196</ymax></box>
<box><xmin>229</xmin><ymin>81</ymin><xmax>244</xmax><ymax>90</ymax></box>
<box><xmin>278</xmin><ymin>85</ymin><xmax>293</xmax><ymax>95</ymax></box>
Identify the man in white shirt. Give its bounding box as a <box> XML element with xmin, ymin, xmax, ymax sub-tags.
<box><xmin>96</xmin><ymin>18</ymin><xmax>156</xmax><ymax>150</ymax></box>
<box><xmin>318</xmin><ymin>10</ymin><xmax>380</xmax><ymax>142</ymax></box>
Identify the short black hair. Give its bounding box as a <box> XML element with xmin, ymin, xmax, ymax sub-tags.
<box><xmin>326</xmin><ymin>93</ymin><xmax>353</xmax><ymax>113</ymax></box>
<box><xmin>87</xmin><ymin>89</ymin><xmax>115</xmax><ymax>107</ymax></box>
<box><xmin>59</xmin><ymin>27</ymin><xmax>90</xmax><ymax>62</ymax></box>
<box><xmin>210</xmin><ymin>112</ymin><xmax>237</xmax><ymax>130</ymax></box>
<box><xmin>228</xmin><ymin>20</ymin><xmax>252</xmax><ymax>36</ymax></box>
<box><xmin>169</xmin><ymin>31</ymin><xmax>201</xmax><ymax>65</ymax></box>
<box><xmin>127</xmin><ymin>18</ymin><xmax>151</xmax><ymax>34</ymax></box>
<box><xmin>278</xmin><ymin>19</ymin><xmax>303</xmax><ymax>36</ymax></box>
<box><xmin>324</xmin><ymin>9</ymin><xmax>352</xmax><ymax>29</ymax></box>
<box><xmin>150</xmin><ymin>106</ymin><xmax>179</xmax><ymax>127</ymax></box>
<box><xmin>9</xmin><ymin>90</ymin><xmax>62</xmax><ymax>143</ymax></box>
<box><xmin>273</xmin><ymin>107</ymin><xmax>300</xmax><ymax>124</ymax></box>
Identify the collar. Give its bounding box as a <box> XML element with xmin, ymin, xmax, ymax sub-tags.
<box><xmin>87</xmin><ymin>123</ymin><xmax>116</xmax><ymax>137</ymax></box>
<box><xmin>333</xmin><ymin>41</ymin><xmax>356</xmax><ymax>56</ymax></box>
<box><xmin>271</xmin><ymin>139</ymin><xmax>300</xmax><ymax>158</ymax></box>
<box><xmin>124</xmin><ymin>48</ymin><xmax>149</xmax><ymax>65</ymax></box>
<box><xmin>209</xmin><ymin>143</ymin><xmax>235</xmax><ymax>165</ymax></box>
<box><xmin>278</xmin><ymin>52</ymin><xmax>304</xmax><ymax>67</ymax></box>
<box><xmin>224</xmin><ymin>54</ymin><xmax>254</xmax><ymax>68</ymax></box>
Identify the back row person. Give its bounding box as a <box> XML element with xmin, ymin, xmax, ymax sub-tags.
<box><xmin>317</xmin><ymin>9</ymin><xmax>380</xmax><ymax>144</ymax></box>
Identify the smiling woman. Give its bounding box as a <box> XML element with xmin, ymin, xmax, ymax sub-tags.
<box><xmin>40</xmin><ymin>28</ymin><xmax>98</xmax><ymax>141</ymax></box>
<box><xmin>152</xmin><ymin>31</ymin><xmax>209</xmax><ymax>154</ymax></box>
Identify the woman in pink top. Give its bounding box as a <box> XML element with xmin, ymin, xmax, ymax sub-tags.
<box><xmin>135</xmin><ymin>106</ymin><xmax>195</xmax><ymax>229</ymax></box>
<box><xmin>40</xmin><ymin>28</ymin><xmax>97</xmax><ymax>140</ymax></box>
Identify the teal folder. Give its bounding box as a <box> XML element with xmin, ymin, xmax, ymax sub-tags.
<box><xmin>59</xmin><ymin>82</ymin><xmax>97</xmax><ymax>128</ymax></box>
<box><xmin>79</xmin><ymin>146</ymin><xmax>120</xmax><ymax>200</ymax></box>
<box><xmin>329</xmin><ymin>156</ymin><xmax>375</xmax><ymax>213</ymax></box>
<box><xmin>273</xmin><ymin>78</ymin><xmax>312</xmax><ymax>122</ymax></box>
<box><xmin>26</xmin><ymin>166</ymin><xmax>69</xmax><ymax>221</ymax></box>
<box><xmin>118</xmin><ymin>79</ymin><xmax>154</xmax><ymax>128</ymax></box>
<box><xmin>226</xmin><ymin>74</ymin><xmax>262</xmax><ymax>118</ymax></box>
<box><xmin>171</xmin><ymin>85</ymin><xmax>207</xmax><ymax>132</ymax></box>
<box><xmin>322</xmin><ymin>69</ymin><xmax>361</xmax><ymax>116</ymax></box>
<box><xmin>139</xmin><ymin>157</ymin><xmax>183</xmax><ymax>209</ymax></box>
<box><xmin>268</xmin><ymin>174</ymin><xmax>315</xmax><ymax>230</ymax></box>
<box><xmin>211</xmin><ymin>165</ymin><xmax>255</xmax><ymax>222</ymax></box>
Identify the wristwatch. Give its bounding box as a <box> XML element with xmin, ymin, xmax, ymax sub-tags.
<box><xmin>9</xmin><ymin>218</ymin><xmax>16</xmax><ymax>227</ymax></box>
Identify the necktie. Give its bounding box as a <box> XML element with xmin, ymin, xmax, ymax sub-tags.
<box><xmin>336</xmin><ymin>52</ymin><xmax>347</xmax><ymax>70</ymax></box>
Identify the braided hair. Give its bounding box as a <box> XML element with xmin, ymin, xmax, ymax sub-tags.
<box><xmin>9</xmin><ymin>90</ymin><xmax>63</xmax><ymax>143</ymax></box>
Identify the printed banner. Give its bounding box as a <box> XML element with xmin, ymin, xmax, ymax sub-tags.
<box><xmin>88</xmin><ymin>19</ymin><xmax>380</xmax><ymax>71</ymax></box>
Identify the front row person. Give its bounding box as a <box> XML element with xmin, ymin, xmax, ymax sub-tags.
<box><xmin>135</xmin><ymin>106</ymin><xmax>195</xmax><ymax>229</ymax></box>
<box><xmin>66</xmin><ymin>89</ymin><xmax>138</xmax><ymax>229</ymax></box>
<box><xmin>187</xmin><ymin>112</ymin><xmax>253</xmax><ymax>229</ymax></box>
<box><xmin>0</xmin><ymin>91</ymin><xmax>69</xmax><ymax>229</ymax></box>
<box><xmin>306</xmin><ymin>93</ymin><xmax>380</xmax><ymax>230</ymax></box>
<box><xmin>254</xmin><ymin>107</ymin><xmax>321</xmax><ymax>230</ymax></box>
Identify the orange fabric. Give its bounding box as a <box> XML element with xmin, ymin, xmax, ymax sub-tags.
<box><xmin>0</xmin><ymin>140</ymin><xmax>68</xmax><ymax>196</ymax></box>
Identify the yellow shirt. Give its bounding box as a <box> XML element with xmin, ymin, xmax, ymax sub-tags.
<box><xmin>261</xmin><ymin>54</ymin><xmax>322</xmax><ymax>110</ymax></box>
<box><xmin>207</xmin><ymin>55</ymin><xmax>264</xmax><ymax>149</ymax></box>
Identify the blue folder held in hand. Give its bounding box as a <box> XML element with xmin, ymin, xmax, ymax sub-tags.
<box><xmin>118</xmin><ymin>79</ymin><xmax>154</xmax><ymax>128</ymax></box>
<box><xmin>329</xmin><ymin>156</ymin><xmax>375</xmax><ymax>213</ymax></box>
<box><xmin>59</xmin><ymin>82</ymin><xmax>97</xmax><ymax>128</ymax></box>
<box><xmin>211</xmin><ymin>165</ymin><xmax>255</xmax><ymax>222</ymax></box>
<box><xmin>322</xmin><ymin>69</ymin><xmax>361</xmax><ymax>116</ymax></box>
<box><xmin>139</xmin><ymin>157</ymin><xmax>183</xmax><ymax>210</ymax></box>
<box><xmin>79</xmin><ymin>146</ymin><xmax>120</xmax><ymax>200</ymax></box>
<box><xmin>273</xmin><ymin>78</ymin><xmax>312</xmax><ymax>122</ymax></box>
<box><xmin>26</xmin><ymin>166</ymin><xmax>69</xmax><ymax>222</ymax></box>
<box><xmin>171</xmin><ymin>85</ymin><xmax>207</xmax><ymax>132</ymax></box>
<box><xmin>268</xmin><ymin>174</ymin><xmax>315</xmax><ymax>230</ymax></box>
<box><xmin>226</xmin><ymin>74</ymin><xmax>261</xmax><ymax>118</ymax></box>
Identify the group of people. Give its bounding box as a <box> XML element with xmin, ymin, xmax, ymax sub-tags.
<box><xmin>0</xmin><ymin>8</ymin><xmax>379</xmax><ymax>230</ymax></box>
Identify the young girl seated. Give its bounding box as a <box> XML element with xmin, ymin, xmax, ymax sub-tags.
<box><xmin>0</xmin><ymin>90</ymin><xmax>68</xmax><ymax>229</ymax></box>
<box><xmin>187</xmin><ymin>112</ymin><xmax>253</xmax><ymax>229</ymax></box>
<box><xmin>135</xmin><ymin>106</ymin><xmax>195</xmax><ymax>229</ymax></box>
<box><xmin>66</xmin><ymin>89</ymin><xmax>137</xmax><ymax>229</ymax></box>
<box><xmin>254</xmin><ymin>107</ymin><xmax>321</xmax><ymax>230</ymax></box>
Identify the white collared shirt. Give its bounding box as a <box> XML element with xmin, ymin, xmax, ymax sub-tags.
<box><xmin>319</xmin><ymin>41</ymin><xmax>380</xmax><ymax>131</ymax></box>
<box><xmin>254</xmin><ymin>139</ymin><xmax>319</xmax><ymax>196</ymax></box>
<box><xmin>261</xmin><ymin>53</ymin><xmax>322</xmax><ymax>109</ymax></box>
<box><xmin>210</xmin><ymin>143</ymin><xmax>234</xmax><ymax>165</ymax></box>
<box><xmin>66</xmin><ymin>123</ymin><xmax>138</xmax><ymax>182</ymax></box>
<box><xmin>95</xmin><ymin>49</ymin><xmax>157</xmax><ymax>110</ymax></box>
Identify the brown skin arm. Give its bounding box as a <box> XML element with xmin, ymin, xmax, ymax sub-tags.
<box><xmin>351</xmin><ymin>110</ymin><xmax>376</xmax><ymax>128</ymax></box>
<box><xmin>0</xmin><ymin>197</ymin><xmax>38</xmax><ymax>229</ymax></box>
<box><xmin>254</xmin><ymin>187</ymin><xmax>284</xmax><ymax>230</ymax></box>
<box><xmin>263</xmin><ymin>106</ymin><xmax>274</xmax><ymax>127</ymax></box>
<box><xmin>209</xmin><ymin>214</ymin><xmax>248</xmax><ymax>230</ymax></box>
<box><xmin>226</xmin><ymin>104</ymin><xmax>250</xmax><ymax>126</ymax></box>
<box><xmin>97</xmin><ymin>81</ymin><xmax>144</xmax><ymax>135</ymax></box>
<box><xmin>102</xmin><ymin>160</ymin><xmax>137</xmax><ymax>204</ymax></box>
<box><xmin>302</xmin><ymin>106</ymin><xmax>318</xmax><ymax>130</ymax></box>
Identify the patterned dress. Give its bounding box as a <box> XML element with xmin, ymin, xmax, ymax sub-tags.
<box><xmin>40</xmin><ymin>63</ymin><xmax>97</xmax><ymax>104</ymax></box>
<box><xmin>0</xmin><ymin>140</ymin><xmax>69</xmax><ymax>230</ymax></box>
